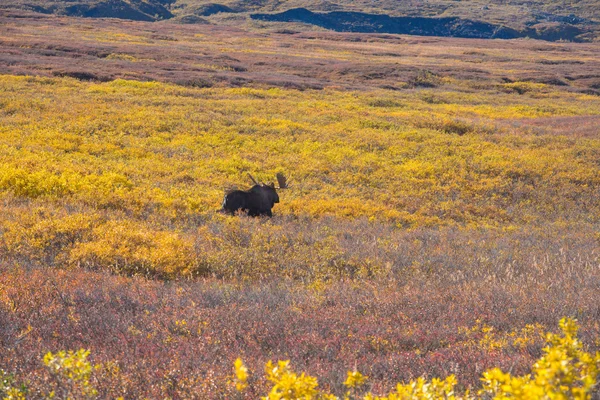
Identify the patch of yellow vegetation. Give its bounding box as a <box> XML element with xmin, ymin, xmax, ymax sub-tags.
<box><xmin>1</xmin><ymin>74</ymin><xmax>599</xmax><ymax>277</ymax></box>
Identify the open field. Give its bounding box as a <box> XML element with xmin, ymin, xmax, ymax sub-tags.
<box><xmin>1</xmin><ymin>261</ymin><xmax>599</xmax><ymax>397</ymax></box>
<box><xmin>1</xmin><ymin>74</ymin><xmax>600</xmax><ymax>277</ymax></box>
<box><xmin>1</xmin><ymin>11</ymin><xmax>600</xmax><ymax>399</ymax></box>
<box><xmin>2</xmin><ymin>12</ymin><xmax>600</xmax><ymax>90</ymax></box>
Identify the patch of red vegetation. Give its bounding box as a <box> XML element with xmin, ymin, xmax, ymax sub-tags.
<box><xmin>1</xmin><ymin>251</ymin><xmax>599</xmax><ymax>397</ymax></box>
<box><xmin>1</xmin><ymin>11</ymin><xmax>600</xmax><ymax>92</ymax></box>
<box><xmin>499</xmin><ymin>115</ymin><xmax>600</xmax><ymax>137</ymax></box>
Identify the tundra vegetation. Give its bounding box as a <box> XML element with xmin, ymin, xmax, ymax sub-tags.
<box><xmin>0</xmin><ymin>10</ymin><xmax>600</xmax><ymax>399</ymax></box>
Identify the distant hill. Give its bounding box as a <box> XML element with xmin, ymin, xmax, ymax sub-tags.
<box><xmin>1</xmin><ymin>0</ymin><xmax>598</xmax><ymax>41</ymax></box>
<box><xmin>0</xmin><ymin>0</ymin><xmax>174</xmax><ymax>21</ymax></box>
<box><xmin>251</xmin><ymin>8</ymin><xmax>587</xmax><ymax>41</ymax></box>
<box><xmin>176</xmin><ymin>0</ymin><xmax>600</xmax><ymax>25</ymax></box>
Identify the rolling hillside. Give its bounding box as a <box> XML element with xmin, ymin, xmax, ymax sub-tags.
<box><xmin>1</xmin><ymin>0</ymin><xmax>599</xmax><ymax>41</ymax></box>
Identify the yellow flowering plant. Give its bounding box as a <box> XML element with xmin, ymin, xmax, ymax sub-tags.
<box><xmin>0</xmin><ymin>318</ymin><xmax>598</xmax><ymax>399</ymax></box>
<box><xmin>234</xmin><ymin>358</ymin><xmax>249</xmax><ymax>392</ymax></box>
<box><xmin>232</xmin><ymin>318</ymin><xmax>599</xmax><ymax>400</ymax></box>
<box><xmin>43</xmin><ymin>349</ymin><xmax>98</xmax><ymax>399</ymax></box>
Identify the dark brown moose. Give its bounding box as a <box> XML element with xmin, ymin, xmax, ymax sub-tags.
<box><xmin>221</xmin><ymin>173</ymin><xmax>289</xmax><ymax>217</ymax></box>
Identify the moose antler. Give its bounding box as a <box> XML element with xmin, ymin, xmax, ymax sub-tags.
<box><xmin>276</xmin><ymin>173</ymin><xmax>289</xmax><ymax>189</ymax></box>
<box><xmin>247</xmin><ymin>173</ymin><xmax>259</xmax><ymax>185</ymax></box>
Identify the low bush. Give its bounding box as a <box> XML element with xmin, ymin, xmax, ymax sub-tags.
<box><xmin>1</xmin><ymin>319</ymin><xmax>597</xmax><ymax>399</ymax></box>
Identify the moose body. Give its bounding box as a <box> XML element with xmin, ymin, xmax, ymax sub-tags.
<box><xmin>222</xmin><ymin>184</ymin><xmax>279</xmax><ymax>217</ymax></box>
<box><xmin>221</xmin><ymin>173</ymin><xmax>288</xmax><ymax>217</ymax></box>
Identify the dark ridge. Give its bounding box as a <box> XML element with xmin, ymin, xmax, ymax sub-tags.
<box><xmin>134</xmin><ymin>0</ymin><xmax>173</xmax><ymax>19</ymax></box>
<box><xmin>16</xmin><ymin>4</ymin><xmax>53</xmax><ymax>14</ymax></box>
<box><xmin>50</xmin><ymin>0</ymin><xmax>173</xmax><ymax>21</ymax></box>
<box><xmin>251</xmin><ymin>8</ymin><xmax>586</xmax><ymax>42</ymax></box>
<box><xmin>529</xmin><ymin>12</ymin><xmax>598</xmax><ymax>26</ymax></box>
<box><xmin>176</xmin><ymin>14</ymin><xmax>211</xmax><ymax>24</ymax></box>
<box><xmin>528</xmin><ymin>23</ymin><xmax>586</xmax><ymax>42</ymax></box>
<box><xmin>193</xmin><ymin>3</ymin><xmax>235</xmax><ymax>16</ymax></box>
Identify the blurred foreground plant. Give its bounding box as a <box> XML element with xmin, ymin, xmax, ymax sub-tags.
<box><xmin>43</xmin><ymin>349</ymin><xmax>98</xmax><ymax>399</ymax></box>
<box><xmin>234</xmin><ymin>358</ymin><xmax>249</xmax><ymax>392</ymax></box>
<box><xmin>0</xmin><ymin>318</ymin><xmax>597</xmax><ymax>399</ymax></box>
<box><xmin>479</xmin><ymin>318</ymin><xmax>599</xmax><ymax>399</ymax></box>
<box><xmin>0</xmin><ymin>370</ymin><xmax>27</xmax><ymax>400</ymax></box>
<box><xmin>232</xmin><ymin>318</ymin><xmax>599</xmax><ymax>399</ymax></box>
<box><xmin>262</xmin><ymin>360</ymin><xmax>321</xmax><ymax>400</ymax></box>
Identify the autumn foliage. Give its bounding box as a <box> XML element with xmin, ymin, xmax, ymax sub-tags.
<box><xmin>1</xmin><ymin>9</ymin><xmax>600</xmax><ymax>399</ymax></box>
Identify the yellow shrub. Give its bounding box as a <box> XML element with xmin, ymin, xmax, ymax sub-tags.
<box><xmin>2</xmin><ymin>75</ymin><xmax>600</xmax><ymax>279</ymax></box>
<box><xmin>262</xmin><ymin>360</ymin><xmax>320</xmax><ymax>400</ymax></box>
<box><xmin>0</xmin><ymin>167</ymin><xmax>72</xmax><ymax>199</ymax></box>
<box><xmin>43</xmin><ymin>349</ymin><xmax>97</xmax><ymax>399</ymax></box>
<box><xmin>67</xmin><ymin>220</ymin><xmax>200</xmax><ymax>278</ymax></box>
<box><xmin>1</xmin><ymin>319</ymin><xmax>597</xmax><ymax>399</ymax></box>
<box><xmin>0</xmin><ymin>370</ymin><xmax>27</xmax><ymax>400</ymax></box>
<box><xmin>480</xmin><ymin>318</ymin><xmax>600</xmax><ymax>399</ymax></box>
<box><xmin>1</xmin><ymin>209</ymin><xmax>97</xmax><ymax>264</ymax></box>
<box><xmin>232</xmin><ymin>318</ymin><xmax>599</xmax><ymax>399</ymax></box>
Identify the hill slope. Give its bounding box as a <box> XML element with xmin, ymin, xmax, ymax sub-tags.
<box><xmin>181</xmin><ymin>0</ymin><xmax>600</xmax><ymax>24</ymax></box>
<box><xmin>251</xmin><ymin>8</ymin><xmax>586</xmax><ymax>41</ymax></box>
<box><xmin>0</xmin><ymin>0</ymin><xmax>174</xmax><ymax>21</ymax></box>
<box><xmin>1</xmin><ymin>0</ymin><xmax>598</xmax><ymax>41</ymax></box>
<box><xmin>176</xmin><ymin>0</ymin><xmax>600</xmax><ymax>41</ymax></box>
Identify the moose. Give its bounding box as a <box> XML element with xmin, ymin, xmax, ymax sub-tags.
<box><xmin>221</xmin><ymin>173</ymin><xmax>289</xmax><ymax>217</ymax></box>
